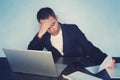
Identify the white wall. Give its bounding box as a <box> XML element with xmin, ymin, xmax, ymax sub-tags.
<box><xmin>0</xmin><ymin>0</ymin><xmax>120</xmax><ymax>57</ymax></box>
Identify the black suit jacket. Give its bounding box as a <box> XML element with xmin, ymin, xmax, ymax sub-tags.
<box><xmin>28</xmin><ymin>23</ymin><xmax>107</xmax><ymax>64</ymax></box>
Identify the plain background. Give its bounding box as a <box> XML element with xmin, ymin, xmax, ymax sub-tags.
<box><xmin>0</xmin><ymin>0</ymin><xmax>120</xmax><ymax>57</ymax></box>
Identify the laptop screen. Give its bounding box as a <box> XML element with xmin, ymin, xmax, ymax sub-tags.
<box><xmin>3</xmin><ymin>48</ymin><xmax>67</xmax><ymax>77</ymax></box>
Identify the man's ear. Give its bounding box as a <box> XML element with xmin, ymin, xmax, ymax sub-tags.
<box><xmin>55</xmin><ymin>15</ymin><xmax>58</xmax><ymax>21</ymax></box>
<box><xmin>39</xmin><ymin>23</ymin><xmax>41</xmax><ymax>27</ymax></box>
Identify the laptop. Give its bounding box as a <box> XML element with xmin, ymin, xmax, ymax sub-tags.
<box><xmin>2</xmin><ymin>48</ymin><xmax>67</xmax><ymax>77</ymax></box>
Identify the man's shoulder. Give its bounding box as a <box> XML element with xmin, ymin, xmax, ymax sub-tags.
<box><xmin>60</xmin><ymin>23</ymin><xmax>78</xmax><ymax>29</ymax></box>
<box><xmin>60</xmin><ymin>23</ymin><xmax>80</xmax><ymax>33</ymax></box>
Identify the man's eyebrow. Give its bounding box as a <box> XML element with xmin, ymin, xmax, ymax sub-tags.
<box><xmin>51</xmin><ymin>22</ymin><xmax>55</xmax><ymax>26</ymax></box>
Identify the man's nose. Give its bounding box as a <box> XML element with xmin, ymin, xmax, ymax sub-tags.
<box><xmin>50</xmin><ymin>27</ymin><xmax>54</xmax><ymax>32</ymax></box>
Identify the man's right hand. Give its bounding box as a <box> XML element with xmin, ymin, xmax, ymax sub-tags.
<box><xmin>37</xmin><ymin>22</ymin><xmax>50</xmax><ymax>39</ymax></box>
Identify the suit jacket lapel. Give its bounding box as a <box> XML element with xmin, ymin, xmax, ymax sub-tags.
<box><xmin>45</xmin><ymin>32</ymin><xmax>62</xmax><ymax>57</ymax></box>
<box><xmin>61</xmin><ymin>24</ymin><xmax>68</xmax><ymax>56</ymax></box>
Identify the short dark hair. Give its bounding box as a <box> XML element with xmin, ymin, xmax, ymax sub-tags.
<box><xmin>37</xmin><ymin>7</ymin><xmax>56</xmax><ymax>22</ymax></box>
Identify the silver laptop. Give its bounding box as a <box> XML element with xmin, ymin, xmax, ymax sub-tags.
<box><xmin>2</xmin><ymin>48</ymin><xmax>67</xmax><ymax>77</ymax></box>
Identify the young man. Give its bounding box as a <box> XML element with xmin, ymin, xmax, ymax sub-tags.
<box><xmin>28</xmin><ymin>7</ymin><xmax>115</xmax><ymax>69</ymax></box>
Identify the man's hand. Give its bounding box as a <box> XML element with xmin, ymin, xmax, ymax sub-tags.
<box><xmin>107</xmin><ymin>59</ymin><xmax>116</xmax><ymax>69</ymax></box>
<box><xmin>37</xmin><ymin>22</ymin><xmax>50</xmax><ymax>38</ymax></box>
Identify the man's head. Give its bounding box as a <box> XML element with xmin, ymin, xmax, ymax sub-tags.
<box><xmin>37</xmin><ymin>7</ymin><xmax>60</xmax><ymax>36</ymax></box>
<box><xmin>37</xmin><ymin>7</ymin><xmax>56</xmax><ymax>22</ymax></box>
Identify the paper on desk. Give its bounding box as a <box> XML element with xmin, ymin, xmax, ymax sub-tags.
<box><xmin>86</xmin><ymin>56</ymin><xmax>112</xmax><ymax>74</ymax></box>
<box><xmin>85</xmin><ymin>65</ymin><xmax>100</xmax><ymax>74</ymax></box>
<box><xmin>106</xmin><ymin>63</ymin><xmax>120</xmax><ymax>78</ymax></box>
<box><xmin>99</xmin><ymin>55</ymin><xmax>112</xmax><ymax>71</ymax></box>
<box><xmin>63</xmin><ymin>71</ymin><xmax>102</xmax><ymax>80</ymax></box>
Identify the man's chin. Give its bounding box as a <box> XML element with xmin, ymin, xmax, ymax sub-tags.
<box><xmin>51</xmin><ymin>33</ymin><xmax>58</xmax><ymax>36</ymax></box>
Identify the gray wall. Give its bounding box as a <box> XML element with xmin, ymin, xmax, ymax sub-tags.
<box><xmin>0</xmin><ymin>0</ymin><xmax>120</xmax><ymax>57</ymax></box>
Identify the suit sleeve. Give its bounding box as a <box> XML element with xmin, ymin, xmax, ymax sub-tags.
<box><xmin>28</xmin><ymin>33</ymin><xmax>45</xmax><ymax>50</ymax></box>
<box><xmin>73</xmin><ymin>25</ymin><xmax>107</xmax><ymax>64</ymax></box>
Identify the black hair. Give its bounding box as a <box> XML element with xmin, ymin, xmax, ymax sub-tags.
<box><xmin>37</xmin><ymin>7</ymin><xmax>56</xmax><ymax>22</ymax></box>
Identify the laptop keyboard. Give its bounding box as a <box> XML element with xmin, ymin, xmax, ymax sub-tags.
<box><xmin>55</xmin><ymin>64</ymin><xmax>67</xmax><ymax>74</ymax></box>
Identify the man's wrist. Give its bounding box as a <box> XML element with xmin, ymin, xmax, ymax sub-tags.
<box><xmin>37</xmin><ymin>34</ymin><xmax>42</xmax><ymax>39</ymax></box>
<box><xmin>37</xmin><ymin>36</ymin><xmax>42</xmax><ymax>39</ymax></box>
<box><xmin>112</xmin><ymin>58</ymin><xmax>116</xmax><ymax>63</ymax></box>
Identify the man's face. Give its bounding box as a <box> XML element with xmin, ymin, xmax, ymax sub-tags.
<box><xmin>39</xmin><ymin>16</ymin><xmax>60</xmax><ymax>36</ymax></box>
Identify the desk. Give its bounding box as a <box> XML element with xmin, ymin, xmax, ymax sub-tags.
<box><xmin>0</xmin><ymin>57</ymin><xmax>120</xmax><ymax>80</ymax></box>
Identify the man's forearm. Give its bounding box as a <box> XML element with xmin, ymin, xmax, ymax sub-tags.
<box><xmin>28</xmin><ymin>34</ymin><xmax>44</xmax><ymax>50</ymax></box>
